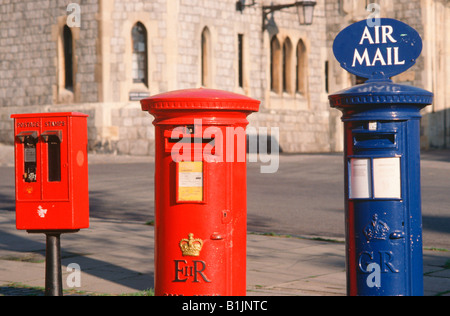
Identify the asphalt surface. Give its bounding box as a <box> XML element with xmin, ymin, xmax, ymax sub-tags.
<box><xmin>0</xmin><ymin>148</ymin><xmax>449</xmax><ymax>249</ymax></box>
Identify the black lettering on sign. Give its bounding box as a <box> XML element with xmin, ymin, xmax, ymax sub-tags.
<box><xmin>173</xmin><ymin>259</ymin><xmax>211</xmax><ymax>283</ymax></box>
<box><xmin>17</xmin><ymin>122</ymin><xmax>39</xmax><ymax>128</ymax></box>
<box><xmin>45</xmin><ymin>121</ymin><xmax>65</xmax><ymax>127</ymax></box>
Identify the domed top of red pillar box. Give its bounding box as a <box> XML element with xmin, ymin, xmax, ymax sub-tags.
<box><xmin>140</xmin><ymin>88</ymin><xmax>260</xmax><ymax>123</ymax></box>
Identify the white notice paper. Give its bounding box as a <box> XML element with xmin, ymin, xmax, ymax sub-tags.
<box><xmin>373</xmin><ymin>157</ymin><xmax>401</xmax><ymax>199</ymax></box>
<box><xmin>349</xmin><ymin>158</ymin><xmax>371</xmax><ymax>199</ymax></box>
<box><xmin>178</xmin><ymin>172</ymin><xmax>203</xmax><ymax>187</ymax></box>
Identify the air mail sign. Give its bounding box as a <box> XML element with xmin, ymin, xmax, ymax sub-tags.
<box><xmin>333</xmin><ymin>18</ymin><xmax>423</xmax><ymax>80</ymax></box>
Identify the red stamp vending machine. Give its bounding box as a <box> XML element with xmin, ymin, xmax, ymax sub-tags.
<box><xmin>11</xmin><ymin>112</ymin><xmax>89</xmax><ymax>231</ymax></box>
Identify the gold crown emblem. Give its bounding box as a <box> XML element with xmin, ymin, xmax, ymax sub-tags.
<box><xmin>179</xmin><ymin>233</ymin><xmax>203</xmax><ymax>257</ymax></box>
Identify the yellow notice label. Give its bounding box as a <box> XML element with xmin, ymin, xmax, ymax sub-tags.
<box><xmin>178</xmin><ymin>161</ymin><xmax>203</xmax><ymax>202</ymax></box>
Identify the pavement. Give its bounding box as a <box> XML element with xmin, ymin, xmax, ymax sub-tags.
<box><xmin>0</xmin><ymin>144</ymin><xmax>449</xmax><ymax>296</ymax></box>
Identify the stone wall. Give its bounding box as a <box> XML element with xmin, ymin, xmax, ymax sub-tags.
<box><xmin>1</xmin><ymin>0</ymin><xmax>448</xmax><ymax>155</ymax></box>
<box><xmin>94</xmin><ymin>0</ymin><xmax>338</xmax><ymax>154</ymax></box>
<box><xmin>0</xmin><ymin>1</ymin><xmax>99</xmax><ymax>108</ymax></box>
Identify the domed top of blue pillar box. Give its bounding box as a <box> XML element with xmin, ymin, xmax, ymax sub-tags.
<box><xmin>329</xmin><ymin>81</ymin><xmax>433</xmax><ymax>120</ymax></box>
<box><xmin>329</xmin><ymin>18</ymin><xmax>433</xmax><ymax>120</ymax></box>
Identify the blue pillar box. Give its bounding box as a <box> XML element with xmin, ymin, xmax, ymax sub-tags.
<box><xmin>329</xmin><ymin>18</ymin><xmax>433</xmax><ymax>296</ymax></box>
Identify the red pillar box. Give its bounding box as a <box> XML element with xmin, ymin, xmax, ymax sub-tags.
<box><xmin>141</xmin><ymin>88</ymin><xmax>260</xmax><ymax>296</ymax></box>
<box><xmin>11</xmin><ymin>112</ymin><xmax>89</xmax><ymax>231</ymax></box>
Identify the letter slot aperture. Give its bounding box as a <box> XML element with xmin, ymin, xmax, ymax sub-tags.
<box><xmin>42</xmin><ymin>130</ymin><xmax>62</xmax><ymax>182</ymax></box>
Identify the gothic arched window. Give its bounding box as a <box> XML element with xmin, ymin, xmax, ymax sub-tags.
<box><xmin>296</xmin><ymin>39</ymin><xmax>307</xmax><ymax>95</ymax></box>
<box><xmin>270</xmin><ymin>36</ymin><xmax>281</xmax><ymax>93</ymax></box>
<box><xmin>201</xmin><ymin>27</ymin><xmax>211</xmax><ymax>87</ymax></box>
<box><xmin>132</xmin><ymin>22</ymin><xmax>148</xmax><ymax>86</ymax></box>
<box><xmin>283</xmin><ymin>37</ymin><xmax>293</xmax><ymax>94</ymax></box>
<box><xmin>63</xmin><ymin>25</ymin><xmax>74</xmax><ymax>91</ymax></box>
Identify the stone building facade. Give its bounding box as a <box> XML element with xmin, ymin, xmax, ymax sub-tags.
<box><xmin>0</xmin><ymin>0</ymin><xmax>448</xmax><ymax>155</ymax></box>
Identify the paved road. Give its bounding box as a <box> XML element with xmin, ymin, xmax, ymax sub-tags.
<box><xmin>247</xmin><ymin>154</ymin><xmax>344</xmax><ymax>238</ymax></box>
<box><xmin>247</xmin><ymin>151</ymin><xmax>450</xmax><ymax>250</ymax></box>
<box><xmin>0</xmin><ymin>150</ymin><xmax>449</xmax><ymax>250</ymax></box>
